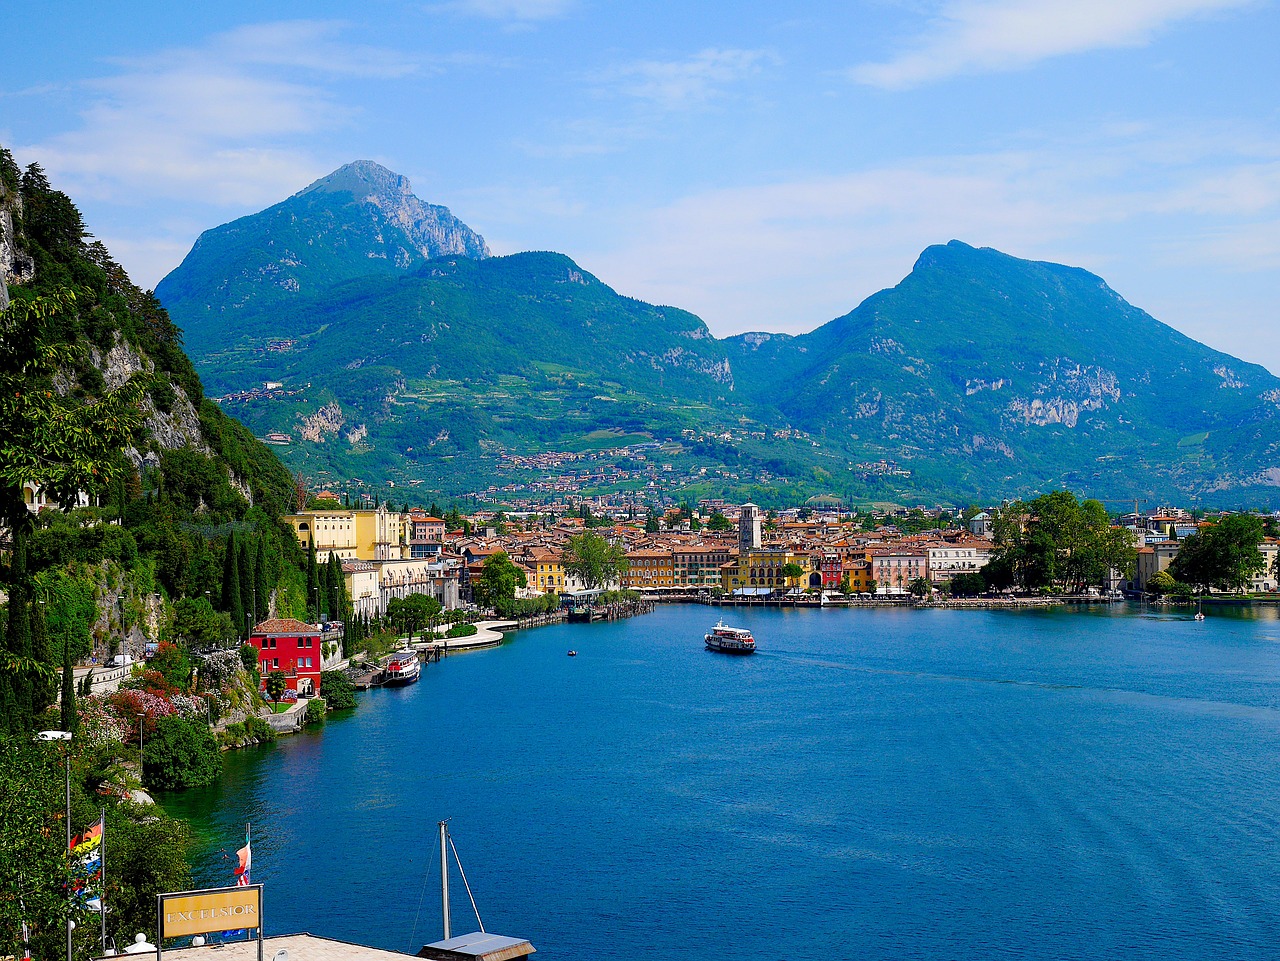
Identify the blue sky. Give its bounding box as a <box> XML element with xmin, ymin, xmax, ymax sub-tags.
<box><xmin>4</xmin><ymin>0</ymin><xmax>1279</xmax><ymax>372</ymax></box>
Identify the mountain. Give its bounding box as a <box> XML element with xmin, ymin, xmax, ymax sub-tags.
<box><xmin>157</xmin><ymin>165</ymin><xmax>1280</xmax><ymax>506</ymax></box>
<box><xmin>727</xmin><ymin>241</ymin><xmax>1280</xmax><ymax>500</ymax></box>
<box><xmin>155</xmin><ymin>161</ymin><xmax>490</xmax><ymax>359</ymax></box>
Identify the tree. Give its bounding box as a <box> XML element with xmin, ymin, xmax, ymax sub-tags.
<box><xmin>645</xmin><ymin>511</ymin><xmax>660</xmax><ymax>534</ymax></box>
<box><xmin>908</xmin><ymin>576</ymin><xmax>932</xmax><ymax>599</ymax></box>
<box><xmin>254</xmin><ymin>537</ymin><xmax>270</xmax><ymax>621</ymax></box>
<box><xmin>1146</xmin><ymin>569</ymin><xmax>1177</xmax><ymax>596</ymax></box>
<box><xmin>264</xmin><ymin>671</ymin><xmax>289</xmax><ymax>711</ymax></box>
<box><xmin>563</xmin><ymin>532</ymin><xmax>629</xmax><ymax>591</ymax></box>
<box><xmin>306</xmin><ymin>540</ymin><xmax>320</xmax><ymax>622</ymax></box>
<box><xmin>780</xmin><ymin>562</ymin><xmax>804</xmax><ymax>586</ymax></box>
<box><xmin>707</xmin><ymin>510</ymin><xmax>732</xmax><ymax>532</ymax></box>
<box><xmin>473</xmin><ymin>552</ymin><xmax>526</xmax><ymax>608</ymax></box>
<box><xmin>1169</xmin><ymin>514</ymin><xmax>1266</xmax><ymax>594</ymax></box>
<box><xmin>172</xmin><ymin>597</ymin><xmax>234</xmax><ymax>649</ymax></box>
<box><xmin>221</xmin><ymin>532</ymin><xmax>244</xmax><ymax>636</ymax></box>
<box><xmin>143</xmin><ymin>715</ymin><xmax>222</xmax><ymax>790</ymax></box>
<box><xmin>989</xmin><ymin>492</ymin><xmax>1135</xmax><ymax>593</ymax></box>
<box><xmin>238</xmin><ymin>535</ymin><xmax>255</xmax><ymax>632</ymax></box>
<box><xmin>0</xmin><ymin>290</ymin><xmax>145</xmax><ymax>733</ymax></box>
<box><xmin>386</xmin><ymin>593</ymin><xmax>441</xmax><ymax>642</ymax></box>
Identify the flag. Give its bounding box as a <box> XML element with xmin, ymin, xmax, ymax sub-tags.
<box><xmin>70</xmin><ymin>818</ymin><xmax>104</xmax><ymax>910</ymax></box>
<box><xmin>234</xmin><ymin>826</ymin><xmax>251</xmax><ymax>886</ymax></box>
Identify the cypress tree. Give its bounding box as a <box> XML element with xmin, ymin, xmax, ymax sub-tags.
<box><xmin>238</xmin><ymin>536</ymin><xmax>254</xmax><ymax>632</ymax></box>
<box><xmin>60</xmin><ymin>626</ymin><xmax>77</xmax><ymax>734</ymax></box>
<box><xmin>0</xmin><ymin>527</ymin><xmax>33</xmax><ymax>732</ymax></box>
<box><xmin>30</xmin><ymin>597</ymin><xmax>53</xmax><ymax>716</ymax></box>
<box><xmin>254</xmin><ymin>538</ymin><xmax>270</xmax><ymax>621</ymax></box>
<box><xmin>306</xmin><ymin>541</ymin><xmax>320</xmax><ymax>622</ymax></box>
<box><xmin>222</xmin><ymin>533</ymin><xmax>244</xmax><ymax>638</ymax></box>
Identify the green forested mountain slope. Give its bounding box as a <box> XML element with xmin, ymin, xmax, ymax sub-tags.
<box><xmin>728</xmin><ymin>241</ymin><xmax>1280</xmax><ymax>500</ymax></box>
<box><xmin>158</xmin><ymin>166</ymin><xmax>1280</xmax><ymax>505</ymax></box>
<box><xmin>156</xmin><ymin>161</ymin><xmax>490</xmax><ymax>360</ymax></box>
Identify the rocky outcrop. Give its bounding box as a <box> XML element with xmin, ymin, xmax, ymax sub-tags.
<box><xmin>300</xmin><ymin>160</ymin><xmax>491</xmax><ymax>260</ymax></box>
<box><xmin>299</xmin><ymin>402</ymin><xmax>345</xmax><ymax>442</ymax></box>
<box><xmin>0</xmin><ymin>182</ymin><xmax>35</xmax><ymax>309</ymax></box>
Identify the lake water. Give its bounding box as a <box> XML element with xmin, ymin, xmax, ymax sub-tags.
<box><xmin>163</xmin><ymin>604</ymin><xmax>1280</xmax><ymax>960</ymax></box>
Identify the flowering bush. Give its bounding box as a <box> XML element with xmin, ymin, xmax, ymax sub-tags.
<box><xmin>107</xmin><ymin>689</ymin><xmax>176</xmax><ymax>738</ymax></box>
<box><xmin>78</xmin><ymin>696</ymin><xmax>129</xmax><ymax>749</ymax></box>
<box><xmin>196</xmin><ymin>649</ymin><xmax>243</xmax><ymax>688</ymax></box>
<box><xmin>168</xmin><ymin>694</ymin><xmax>209</xmax><ymax>721</ymax></box>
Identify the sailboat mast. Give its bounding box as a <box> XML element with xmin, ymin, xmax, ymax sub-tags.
<box><xmin>439</xmin><ymin>821</ymin><xmax>451</xmax><ymax>941</ymax></box>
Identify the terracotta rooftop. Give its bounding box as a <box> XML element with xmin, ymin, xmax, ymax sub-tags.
<box><xmin>252</xmin><ymin>618</ymin><xmax>319</xmax><ymax>635</ymax></box>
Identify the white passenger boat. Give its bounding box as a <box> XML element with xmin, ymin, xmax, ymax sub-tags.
<box><xmin>704</xmin><ymin>620</ymin><xmax>756</xmax><ymax>654</ymax></box>
<box><xmin>384</xmin><ymin>649</ymin><xmax>421</xmax><ymax>685</ymax></box>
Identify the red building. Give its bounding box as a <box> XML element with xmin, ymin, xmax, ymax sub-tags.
<box><xmin>249</xmin><ymin>618</ymin><xmax>323</xmax><ymax>698</ymax></box>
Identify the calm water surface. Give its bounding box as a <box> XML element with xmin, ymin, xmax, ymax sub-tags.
<box><xmin>163</xmin><ymin>604</ymin><xmax>1280</xmax><ymax>960</ymax></box>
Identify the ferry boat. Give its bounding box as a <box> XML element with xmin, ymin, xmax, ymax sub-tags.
<box><xmin>383</xmin><ymin>649</ymin><xmax>421</xmax><ymax>686</ymax></box>
<box><xmin>704</xmin><ymin>620</ymin><xmax>756</xmax><ymax>654</ymax></box>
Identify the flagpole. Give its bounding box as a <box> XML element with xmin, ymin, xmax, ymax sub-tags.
<box><xmin>100</xmin><ymin>808</ymin><xmax>107</xmax><ymax>955</ymax></box>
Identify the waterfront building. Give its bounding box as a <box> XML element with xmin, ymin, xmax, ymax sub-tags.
<box><xmin>1133</xmin><ymin>541</ymin><xmax>1180</xmax><ymax>592</ymax></box>
<box><xmin>342</xmin><ymin>560</ymin><xmax>380</xmax><ymax>619</ymax></box>
<box><xmin>870</xmin><ymin>547</ymin><xmax>929</xmax><ymax>593</ymax></box>
<box><xmin>672</xmin><ymin>544</ymin><xmax>735</xmax><ymax>589</ymax></box>
<box><xmin>249</xmin><ymin>618</ymin><xmax>322</xmax><ymax>698</ymax></box>
<box><xmin>925</xmin><ymin>540</ymin><xmax>991</xmax><ymax>585</ymax></box>
<box><xmin>624</xmin><ymin>548</ymin><xmax>675</xmax><ymax>590</ymax></box>
<box><xmin>719</xmin><ymin>548</ymin><xmax>816</xmax><ymax>593</ymax></box>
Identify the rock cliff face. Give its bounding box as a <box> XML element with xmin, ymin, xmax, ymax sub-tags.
<box><xmin>300</xmin><ymin>160</ymin><xmax>490</xmax><ymax>261</ymax></box>
<box><xmin>0</xmin><ymin>182</ymin><xmax>35</xmax><ymax>309</ymax></box>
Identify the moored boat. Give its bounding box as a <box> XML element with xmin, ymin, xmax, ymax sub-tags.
<box><xmin>705</xmin><ymin>620</ymin><xmax>756</xmax><ymax>654</ymax></box>
<box><xmin>384</xmin><ymin>649</ymin><xmax>421</xmax><ymax>685</ymax></box>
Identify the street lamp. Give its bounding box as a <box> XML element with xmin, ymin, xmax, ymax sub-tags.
<box><xmin>36</xmin><ymin>730</ymin><xmax>73</xmax><ymax>961</ymax></box>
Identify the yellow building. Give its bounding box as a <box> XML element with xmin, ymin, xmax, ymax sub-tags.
<box><xmin>719</xmin><ymin>548</ymin><xmax>815</xmax><ymax>593</ymax></box>
<box><xmin>286</xmin><ymin>505</ymin><xmax>407</xmax><ymax>562</ymax></box>
<box><xmin>624</xmin><ymin>549</ymin><xmax>674</xmax><ymax>590</ymax></box>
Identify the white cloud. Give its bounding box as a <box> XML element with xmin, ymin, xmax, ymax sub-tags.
<box><xmin>19</xmin><ymin>21</ymin><xmax>416</xmax><ymax>207</ymax></box>
<box><xmin>852</xmin><ymin>0</ymin><xmax>1258</xmax><ymax>89</ymax></box>
<box><xmin>430</xmin><ymin>0</ymin><xmax>573</xmax><ymax>22</ymax></box>
<box><xmin>600</xmin><ymin>48</ymin><xmax>777</xmax><ymax>109</ymax></box>
<box><xmin>580</xmin><ymin>125</ymin><xmax>1280</xmax><ymax>362</ymax></box>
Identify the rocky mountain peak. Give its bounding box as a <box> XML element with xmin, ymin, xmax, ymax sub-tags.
<box><xmin>298</xmin><ymin>160</ymin><xmax>490</xmax><ymax>261</ymax></box>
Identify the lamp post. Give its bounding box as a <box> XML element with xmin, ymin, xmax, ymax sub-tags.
<box><xmin>37</xmin><ymin>730</ymin><xmax>73</xmax><ymax>961</ymax></box>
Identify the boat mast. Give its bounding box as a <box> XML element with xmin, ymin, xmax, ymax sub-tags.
<box><xmin>439</xmin><ymin>820</ymin><xmax>451</xmax><ymax>941</ymax></box>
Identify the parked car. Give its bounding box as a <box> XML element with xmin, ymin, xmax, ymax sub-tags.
<box><xmin>107</xmin><ymin>654</ymin><xmax>135</xmax><ymax>668</ymax></box>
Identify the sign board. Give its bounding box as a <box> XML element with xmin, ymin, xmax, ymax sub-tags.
<box><xmin>158</xmin><ymin>885</ymin><xmax>262</xmax><ymax>939</ymax></box>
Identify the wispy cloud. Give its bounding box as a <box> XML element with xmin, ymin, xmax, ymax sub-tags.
<box><xmin>429</xmin><ymin>0</ymin><xmax>573</xmax><ymax>22</ymax></box>
<box><xmin>599</xmin><ymin>48</ymin><xmax>777</xmax><ymax>109</ymax></box>
<box><xmin>583</xmin><ymin>123</ymin><xmax>1280</xmax><ymax>348</ymax></box>
<box><xmin>20</xmin><ymin>21</ymin><xmax>418</xmax><ymax>207</ymax></box>
<box><xmin>852</xmin><ymin>0</ymin><xmax>1258</xmax><ymax>89</ymax></box>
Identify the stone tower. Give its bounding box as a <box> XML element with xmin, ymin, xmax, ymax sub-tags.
<box><xmin>739</xmin><ymin>503</ymin><xmax>762</xmax><ymax>553</ymax></box>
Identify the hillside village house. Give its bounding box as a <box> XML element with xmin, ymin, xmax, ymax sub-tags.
<box><xmin>249</xmin><ymin>618</ymin><xmax>322</xmax><ymax>698</ymax></box>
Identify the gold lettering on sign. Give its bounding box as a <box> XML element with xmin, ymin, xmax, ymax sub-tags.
<box><xmin>159</xmin><ymin>887</ymin><xmax>261</xmax><ymax>938</ymax></box>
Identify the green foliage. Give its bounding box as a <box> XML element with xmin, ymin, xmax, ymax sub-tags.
<box><xmin>1169</xmin><ymin>514</ymin><xmax>1266</xmax><ymax>593</ymax></box>
<box><xmin>473</xmin><ymin>551</ymin><xmax>526</xmax><ymax>609</ymax></box>
<box><xmin>908</xmin><ymin>576</ymin><xmax>932</xmax><ymax>598</ymax></box>
<box><xmin>445</xmin><ymin>623</ymin><xmax>478</xmax><ymax>638</ymax></box>
<box><xmin>706</xmin><ymin>510</ymin><xmax>732</xmax><ymax>532</ymax></box>
<box><xmin>172</xmin><ymin>598</ymin><xmax>234</xmax><ymax>649</ymax></box>
<box><xmin>305</xmin><ymin>698</ymin><xmax>325</xmax><ymax>726</ymax></box>
<box><xmin>143</xmin><ymin>715</ymin><xmax>222</xmax><ymax>791</ymax></box>
<box><xmin>102</xmin><ymin>808</ymin><xmax>191</xmax><ymax>943</ymax></box>
<box><xmin>989</xmin><ymin>492</ymin><xmax>1136</xmax><ymax>594</ymax></box>
<box><xmin>264</xmin><ymin>671</ymin><xmax>288</xmax><ymax>707</ymax></box>
<box><xmin>386</xmin><ymin>593</ymin><xmax>442</xmax><ymax>640</ymax></box>
<box><xmin>319</xmin><ymin>671</ymin><xmax>357</xmax><ymax>711</ymax></box>
<box><xmin>948</xmin><ymin>572</ymin><xmax>987</xmax><ymax>597</ymax></box>
<box><xmin>562</xmin><ymin>532</ymin><xmax>628</xmax><ymax>591</ymax></box>
<box><xmin>1146</xmin><ymin>569</ymin><xmax>1177</xmax><ymax>595</ymax></box>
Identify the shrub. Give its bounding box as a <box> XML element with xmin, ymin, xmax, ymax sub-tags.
<box><xmin>244</xmin><ymin>716</ymin><xmax>276</xmax><ymax>742</ymax></box>
<box><xmin>143</xmin><ymin>715</ymin><xmax>222</xmax><ymax>791</ymax></box>
<box><xmin>319</xmin><ymin>671</ymin><xmax>357</xmax><ymax>711</ymax></box>
<box><xmin>445</xmin><ymin>623</ymin><xmax>478</xmax><ymax>638</ymax></box>
<box><xmin>305</xmin><ymin>699</ymin><xmax>325</xmax><ymax>727</ymax></box>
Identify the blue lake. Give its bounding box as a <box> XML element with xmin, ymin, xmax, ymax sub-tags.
<box><xmin>163</xmin><ymin>604</ymin><xmax>1280</xmax><ymax>960</ymax></box>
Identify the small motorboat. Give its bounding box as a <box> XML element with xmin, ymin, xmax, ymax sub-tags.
<box><xmin>567</xmin><ymin>650</ymin><xmax>578</xmax><ymax>657</ymax></box>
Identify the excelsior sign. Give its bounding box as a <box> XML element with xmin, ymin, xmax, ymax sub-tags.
<box><xmin>159</xmin><ymin>885</ymin><xmax>262</xmax><ymax>939</ymax></box>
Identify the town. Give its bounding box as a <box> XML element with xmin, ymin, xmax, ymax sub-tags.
<box><xmin>281</xmin><ymin>491</ymin><xmax>1280</xmax><ymax>620</ymax></box>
